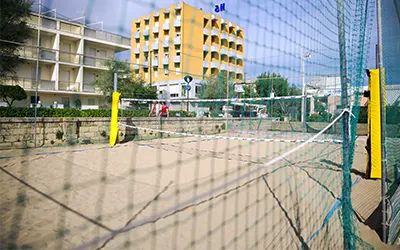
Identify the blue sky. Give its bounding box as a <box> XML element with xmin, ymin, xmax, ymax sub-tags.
<box><xmin>33</xmin><ymin>0</ymin><xmax>378</xmax><ymax>87</ymax></box>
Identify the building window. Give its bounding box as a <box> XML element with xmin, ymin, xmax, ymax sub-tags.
<box><xmin>176</xmin><ymin>51</ymin><xmax>180</xmax><ymax>56</ymax></box>
<box><xmin>196</xmin><ymin>86</ymin><xmax>201</xmax><ymax>95</ymax></box>
<box><xmin>30</xmin><ymin>96</ymin><xmax>40</xmax><ymax>104</ymax></box>
<box><xmin>164</xmin><ymin>65</ymin><xmax>169</xmax><ymax>76</ymax></box>
<box><xmin>88</xmin><ymin>99</ymin><xmax>95</xmax><ymax>105</ymax></box>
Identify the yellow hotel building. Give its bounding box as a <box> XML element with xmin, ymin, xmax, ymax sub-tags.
<box><xmin>131</xmin><ymin>2</ymin><xmax>244</xmax><ymax>105</ymax></box>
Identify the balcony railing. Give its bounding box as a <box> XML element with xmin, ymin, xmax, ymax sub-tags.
<box><xmin>152</xmin><ymin>26</ymin><xmax>159</xmax><ymax>33</ymax></box>
<box><xmin>174</xmin><ymin>20</ymin><xmax>181</xmax><ymax>27</ymax></box>
<box><xmin>60</xmin><ymin>23</ymin><xmax>81</xmax><ymax>34</ymax></box>
<box><xmin>82</xmin><ymin>84</ymin><xmax>99</xmax><ymax>93</ymax></box>
<box><xmin>203</xmin><ymin>61</ymin><xmax>209</xmax><ymax>68</ymax></box>
<box><xmin>173</xmin><ymin>37</ymin><xmax>181</xmax><ymax>45</ymax></box>
<box><xmin>40</xmin><ymin>49</ymin><xmax>57</xmax><ymax>61</ymax></box>
<box><xmin>59</xmin><ymin>81</ymin><xmax>80</xmax><ymax>92</ymax></box>
<box><xmin>163</xmin><ymin>23</ymin><xmax>170</xmax><ymax>30</ymax></box>
<box><xmin>84</xmin><ymin>29</ymin><xmax>130</xmax><ymax>46</ymax></box>
<box><xmin>59</xmin><ymin>51</ymin><xmax>81</xmax><ymax>64</ymax></box>
<box><xmin>134</xmin><ymin>31</ymin><xmax>140</xmax><ymax>39</ymax></box>
<box><xmin>221</xmin><ymin>48</ymin><xmax>228</xmax><ymax>55</ymax></box>
<box><xmin>211</xmin><ymin>45</ymin><xmax>218</xmax><ymax>52</ymax></box>
<box><xmin>173</xmin><ymin>56</ymin><xmax>180</xmax><ymax>63</ymax></box>
<box><xmin>211</xmin><ymin>61</ymin><xmax>218</xmax><ymax>68</ymax></box>
<box><xmin>83</xmin><ymin>55</ymin><xmax>109</xmax><ymax>68</ymax></box>
<box><xmin>4</xmin><ymin>78</ymin><xmax>55</xmax><ymax>90</ymax></box>
<box><xmin>162</xmin><ymin>57</ymin><xmax>169</xmax><ymax>65</ymax></box>
<box><xmin>134</xmin><ymin>48</ymin><xmax>140</xmax><ymax>54</ymax></box>
<box><xmin>203</xmin><ymin>28</ymin><xmax>209</xmax><ymax>36</ymax></box>
<box><xmin>211</xmin><ymin>29</ymin><xmax>219</xmax><ymax>36</ymax></box>
<box><xmin>203</xmin><ymin>45</ymin><xmax>209</xmax><ymax>51</ymax></box>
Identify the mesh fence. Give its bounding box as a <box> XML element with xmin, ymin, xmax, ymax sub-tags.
<box><xmin>381</xmin><ymin>0</ymin><xmax>400</xmax><ymax>245</ymax></box>
<box><xmin>0</xmin><ymin>0</ymin><xmax>379</xmax><ymax>249</ymax></box>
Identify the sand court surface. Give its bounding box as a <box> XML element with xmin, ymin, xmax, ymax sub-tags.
<box><xmin>0</xmin><ymin>134</ymin><xmax>373</xmax><ymax>250</ymax></box>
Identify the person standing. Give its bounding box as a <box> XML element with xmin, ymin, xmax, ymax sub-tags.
<box><xmin>148</xmin><ymin>101</ymin><xmax>159</xmax><ymax>117</ymax></box>
<box><xmin>160</xmin><ymin>102</ymin><xmax>169</xmax><ymax>118</ymax></box>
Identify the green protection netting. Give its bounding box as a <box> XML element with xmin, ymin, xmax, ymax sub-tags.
<box><xmin>0</xmin><ymin>0</ymin><xmax>377</xmax><ymax>249</ymax></box>
<box><xmin>381</xmin><ymin>0</ymin><xmax>400</xmax><ymax>245</ymax></box>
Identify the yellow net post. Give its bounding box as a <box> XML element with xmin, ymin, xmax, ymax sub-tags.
<box><xmin>109</xmin><ymin>92</ymin><xmax>121</xmax><ymax>146</ymax></box>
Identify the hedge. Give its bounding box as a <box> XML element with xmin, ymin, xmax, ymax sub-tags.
<box><xmin>0</xmin><ymin>107</ymin><xmax>195</xmax><ymax>118</ymax></box>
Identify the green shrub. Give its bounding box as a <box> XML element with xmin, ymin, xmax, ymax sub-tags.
<box><xmin>0</xmin><ymin>107</ymin><xmax>191</xmax><ymax>118</ymax></box>
<box><xmin>56</xmin><ymin>130</ymin><xmax>64</xmax><ymax>140</ymax></box>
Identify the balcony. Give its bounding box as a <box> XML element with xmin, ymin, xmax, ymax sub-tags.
<box><xmin>163</xmin><ymin>23</ymin><xmax>170</xmax><ymax>30</ymax></box>
<box><xmin>152</xmin><ymin>43</ymin><xmax>159</xmax><ymax>50</ymax></box>
<box><xmin>174</xmin><ymin>20</ymin><xmax>181</xmax><ymax>27</ymax></box>
<box><xmin>203</xmin><ymin>61</ymin><xmax>209</xmax><ymax>68</ymax></box>
<box><xmin>153</xmin><ymin>12</ymin><xmax>159</xmax><ymax>17</ymax></box>
<box><xmin>228</xmin><ymin>36</ymin><xmax>236</xmax><ymax>43</ymax></box>
<box><xmin>152</xmin><ymin>26</ymin><xmax>159</xmax><ymax>33</ymax></box>
<box><xmin>220</xmin><ymin>63</ymin><xmax>228</xmax><ymax>71</ymax></box>
<box><xmin>59</xmin><ymin>51</ymin><xmax>81</xmax><ymax>64</ymax></box>
<box><xmin>236</xmin><ymin>53</ymin><xmax>243</xmax><ymax>60</ymax></box>
<box><xmin>203</xmin><ymin>45</ymin><xmax>209</xmax><ymax>52</ymax></box>
<box><xmin>173</xmin><ymin>37</ymin><xmax>181</xmax><ymax>45</ymax></box>
<box><xmin>203</xmin><ymin>28</ymin><xmax>209</xmax><ymax>36</ymax></box>
<box><xmin>175</xmin><ymin>3</ymin><xmax>182</xmax><ymax>10</ymax></box>
<box><xmin>236</xmin><ymin>39</ymin><xmax>243</xmax><ymax>45</ymax></box>
<box><xmin>133</xmin><ymin>64</ymin><xmax>140</xmax><ymax>70</ymax></box>
<box><xmin>84</xmin><ymin>29</ymin><xmax>130</xmax><ymax>46</ymax></box>
<box><xmin>228</xmin><ymin>51</ymin><xmax>236</xmax><ymax>58</ymax></box>
<box><xmin>211</xmin><ymin>61</ymin><xmax>218</xmax><ymax>68</ymax></box>
<box><xmin>229</xmin><ymin>22</ymin><xmax>234</xmax><ymax>27</ymax></box>
<box><xmin>19</xmin><ymin>46</ymin><xmax>57</xmax><ymax>61</ymax></box>
<box><xmin>236</xmin><ymin>67</ymin><xmax>243</xmax><ymax>74</ymax></box>
<box><xmin>4</xmin><ymin>78</ymin><xmax>56</xmax><ymax>90</ymax></box>
<box><xmin>59</xmin><ymin>81</ymin><xmax>80</xmax><ymax>92</ymax></box>
<box><xmin>134</xmin><ymin>48</ymin><xmax>140</xmax><ymax>54</ymax></box>
<box><xmin>152</xmin><ymin>59</ymin><xmax>159</xmax><ymax>67</ymax></box>
<box><xmin>221</xmin><ymin>19</ymin><xmax>226</xmax><ymax>25</ymax></box>
<box><xmin>211</xmin><ymin>14</ymin><xmax>217</xmax><ymax>20</ymax></box>
<box><xmin>135</xmin><ymin>19</ymin><xmax>140</xmax><ymax>24</ymax></box>
<box><xmin>162</xmin><ymin>57</ymin><xmax>169</xmax><ymax>65</ymax></box>
<box><xmin>211</xmin><ymin>29</ymin><xmax>219</xmax><ymax>36</ymax></box>
<box><xmin>221</xmin><ymin>33</ymin><xmax>228</xmax><ymax>40</ymax></box>
<box><xmin>143</xmin><ymin>61</ymin><xmax>149</xmax><ymax>68</ymax></box>
<box><xmin>162</xmin><ymin>40</ymin><xmax>169</xmax><ymax>47</ymax></box>
<box><xmin>164</xmin><ymin>9</ymin><xmax>170</xmax><ymax>14</ymax></box>
<box><xmin>39</xmin><ymin>48</ymin><xmax>56</xmax><ymax>61</ymax></box>
<box><xmin>42</xmin><ymin>18</ymin><xmax>56</xmax><ymax>29</ymax></box>
<box><xmin>83</xmin><ymin>84</ymin><xmax>96</xmax><ymax>93</ymax></box>
<box><xmin>229</xmin><ymin>66</ymin><xmax>235</xmax><ymax>72</ymax></box>
<box><xmin>143</xmin><ymin>29</ymin><xmax>150</xmax><ymax>36</ymax></box>
<box><xmin>143</xmin><ymin>15</ymin><xmax>149</xmax><ymax>21</ymax></box>
<box><xmin>83</xmin><ymin>55</ymin><xmax>108</xmax><ymax>68</ymax></box>
<box><xmin>143</xmin><ymin>45</ymin><xmax>149</xmax><ymax>52</ymax></box>
<box><xmin>211</xmin><ymin>45</ymin><xmax>218</xmax><ymax>53</ymax></box>
<box><xmin>173</xmin><ymin>56</ymin><xmax>180</xmax><ymax>63</ymax></box>
<box><xmin>134</xmin><ymin>31</ymin><xmax>140</xmax><ymax>39</ymax></box>
<box><xmin>221</xmin><ymin>48</ymin><xmax>228</xmax><ymax>55</ymax></box>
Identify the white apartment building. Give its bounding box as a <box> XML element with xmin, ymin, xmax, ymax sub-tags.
<box><xmin>3</xmin><ymin>10</ymin><xmax>130</xmax><ymax>109</ymax></box>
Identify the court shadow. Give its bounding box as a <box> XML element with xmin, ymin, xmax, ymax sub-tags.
<box><xmin>319</xmin><ymin>159</ymin><xmax>367</xmax><ymax>179</ymax></box>
<box><xmin>363</xmin><ymin>201</ymin><xmax>384</xmax><ymax>241</ymax></box>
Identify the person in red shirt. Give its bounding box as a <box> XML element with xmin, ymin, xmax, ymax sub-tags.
<box><xmin>160</xmin><ymin>102</ymin><xmax>169</xmax><ymax>117</ymax></box>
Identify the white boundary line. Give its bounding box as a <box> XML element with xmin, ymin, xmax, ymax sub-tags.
<box><xmin>74</xmin><ymin>109</ymin><xmax>349</xmax><ymax>250</ymax></box>
<box><xmin>119</xmin><ymin>124</ymin><xmax>343</xmax><ymax>144</ymax></box>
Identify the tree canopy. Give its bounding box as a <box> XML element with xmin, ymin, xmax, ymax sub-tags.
<box><xmin>0</xmin><ymin>84</ymin><xmax>27</xmax><ymax>106</ymax></box>
<box><xmin>255</xmin><ymin>72</ymin><xmax>301</xmax><ymax>97</ymax></box>
<box><xmin>92</xmin><ymin>60</ymin><xmax>157</xmax><ymax>101</ymax></box>
<box><xmin>0</xmin><ymin>0</ymin><xmax>33</xmax><ymax>81</ymax></box>
<box><xmin>202</xmin><ymin>72</ymin><xmax>235</xmax><ymax>99</ymax></box>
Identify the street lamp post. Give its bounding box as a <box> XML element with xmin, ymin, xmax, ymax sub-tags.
<box><xmin>301</xmin><ymin>51</ymin><xmax>311</xmax><ymax>130</ymax></box>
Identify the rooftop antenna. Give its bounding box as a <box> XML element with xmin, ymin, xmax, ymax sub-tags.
<box><xmin>42</xmin><ymin>8</ymin><xmax>57</xmax><ymax>18</ymax></box>
<box><xmin>87</xmin><ymin>21</ymin><xmax>104</xmax><ymax>31</ymax></box>
<box><xmin>70</xmin><ymin>9</ymin><xmax>85</xmax><ymax>24</ymax></box>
